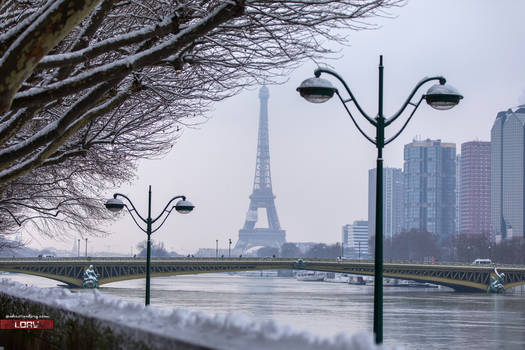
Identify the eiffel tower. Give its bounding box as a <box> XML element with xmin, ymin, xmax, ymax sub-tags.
<box><xmin>235</xmin><ymin>86</ymin><xmax>286</xmax><ymax>250</ymax></box>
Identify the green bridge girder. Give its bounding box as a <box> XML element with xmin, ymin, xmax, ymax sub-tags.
<box><xmin>0</xmin><ymin>258</ymin><xmax>524</xmax><ymax>292</ymax></box>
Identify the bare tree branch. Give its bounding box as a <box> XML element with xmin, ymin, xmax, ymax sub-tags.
<box><xmin>0</xmin><ymin>0</ymin><xmax>102</xmax><ymax>113</ymax></box>
<box><xmin>0</xmin><ymin>0</ymin><xmax>402</xmax><ymax>237</ymax></box>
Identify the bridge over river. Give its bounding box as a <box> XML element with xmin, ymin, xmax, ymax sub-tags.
<box><xmin>1</xmin><ymin>257</ymin><xmax>524</xmax><ymax>292</ymax></box>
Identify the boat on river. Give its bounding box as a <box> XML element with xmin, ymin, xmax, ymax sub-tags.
<box><xmin>296</xmin><ymin>271</ymin><xmax>326</xmax><ymax>281</ymax></box>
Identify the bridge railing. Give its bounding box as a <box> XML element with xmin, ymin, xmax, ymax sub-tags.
<box><xmin>0</xmin><ymin>257</ymin><xmax>523</xmax><ymax>268</ymax></box>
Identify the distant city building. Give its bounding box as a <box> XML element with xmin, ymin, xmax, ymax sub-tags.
<box><xmin>491</xmin><ymin>106</ymin><xmax>525</xmax><ymax>240</ymax></box>
<box><xmin>455</xmin><ymin>154</ymin><xmax>461</xmax><ymax>234</ymax></box>
<box><xmin>342</xmin><ymin>227</ymin><xmax>349</xmax><ymax>256</ymax></box>
<box><xmin>403</xmin><ymin>139</ymin><xmax>456</xmax><ymax>239</ymax></box>
<box><xmin>459</xmin><ymin>141</ymin><xmax>491</xmax><ymax>237</ymax></box>
<box><xmin>342</xmin><ymin>220</ymin><xmax>368</xmax><ymax>259</ymax></box>
<box><xmin>368</xmin><ymin>167</ymin><xmax>404</xmax><ymax>241</ymax></box>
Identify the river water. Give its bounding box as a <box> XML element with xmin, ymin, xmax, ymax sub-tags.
<box><xmin>3</xmin><ymin>272</ymin><xmax>525</xmax><ymax>349</ymax></box>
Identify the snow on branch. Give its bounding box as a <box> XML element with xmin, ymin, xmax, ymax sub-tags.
<box><xmin>0</xmin><ymin>0</ymin><xmax>401</xmax><ymax>236</ymax></box>
<box><xmin>0</xmin><ymin>0</ymin><xmax>101</xmax><ymax>114</ymax></box>
<box><xmin>11</xmin><ymin>1</ymin><xmax>245</xmax><ymax>110</ymax></box>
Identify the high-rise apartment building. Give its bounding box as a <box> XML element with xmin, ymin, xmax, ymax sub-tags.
<box><xmin>491</xmin><ymin>106</ymin><xmax>525</xmax><ymax>240</ymax></box>
<box><xmin>455</xmin><ymin>154</ymin><xmax>461</xmax><ymax>234</ymax></box>
<box><xmin>403</xmin><ymin>139</ymin><xmax>456</xmax><ymax>239</ymax></box>
<box><xmin>368</xmin><ymin>167</ymin><xmax>404</xmax><ymax>241</ymax></box>
<box><xmin>459</xmin><ymin>141</ymin><xmax>491</xmax><ymax>236</ymax></box>
<box><xmin>342</xmin><ymin>220</ymin><xmax>368</xmax><ymax>259</ymax></box>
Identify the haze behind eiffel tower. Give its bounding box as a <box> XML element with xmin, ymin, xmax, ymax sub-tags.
<box><xmin>235</xmin><ymin>86</ymin><xmax>286</xmax><ymax>250</ymax></box>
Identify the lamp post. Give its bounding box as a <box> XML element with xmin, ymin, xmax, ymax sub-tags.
<box><xmin>105</xmin><ymin>185</ymin><xmax>194</xmax><ymax>306</ymax></box>
<box><xmin>297</xmin><ymin>55</ymin><xmax>462</xmax><ymax>344</ymax></box>
<box><xmin>78</xmin><ymin>239</ymin><xmax>80</xmax><ymax>257</ymax></box>
<box><xmin>85</xmin><ymin>238</ymin><xmax>88</xmax><ymax>257</ymax></box>
<box><xmin>228</xmin><ymin>238</ymin><xmax>232</xmax><ymax>258</ymax></box>
<box><xmin>216</xmin><ymin>239</ymin><xmax>219</xmax><ymax>259</ymax></box>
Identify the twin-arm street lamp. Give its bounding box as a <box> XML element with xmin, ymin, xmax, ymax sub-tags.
<box><xmin>296</xmin><ymin>55</ymin><xmax>463</xmax><ymax>344</ymax></box>
<box><xmin>105</xmin><ymin>185</ymin><xmax>194</xmax><ymax>305</ymax></box>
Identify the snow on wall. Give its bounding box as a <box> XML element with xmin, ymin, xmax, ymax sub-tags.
<box><xmin>0</xmin><ymin>279</ymin><xmax>400</xmax><ymax>350</ymax></box>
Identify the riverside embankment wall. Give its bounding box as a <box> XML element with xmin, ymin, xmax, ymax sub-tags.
<box><xmin>0</xmin><ymin>279</ymin><xmax>387</xmax><ymax>350</ymax></box>
<box><xmin>0</xmin><ymin>291</ymin><xmax>209</xmax><ymax>349</ymax></box>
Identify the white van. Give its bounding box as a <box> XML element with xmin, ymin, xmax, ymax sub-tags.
<box><xmin>472</xmin><ymin>258</ymin><xmax>492</xmax><ymax>265</ymax></box>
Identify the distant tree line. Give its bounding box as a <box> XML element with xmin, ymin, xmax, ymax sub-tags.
<box><xmin>136</xmin><ymin>240</ymin><xmax>181</xmax><ymax>258</ymax></box>
<box><xmin>257</xmin><ymin>242</ymin><xmax>342</xmax><ymax>259</ymax></box>
<box><xmin>254</xmin><ymin>230</ymin><xmax>525</xmax><ymax>265</ymax></box>
<box><xmin>453</xmin><ymin>234</ymin><xmax>525</xmax><ymax>265</ymax></box>
<box><xmin>370</xmin><ymin>229</ymin><xmax>525</xmax><ymax>265</ymax></box>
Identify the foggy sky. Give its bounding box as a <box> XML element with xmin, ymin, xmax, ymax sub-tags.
<box><xmin>32</xmin><ymin>0</ymin><xmax>525</xmax><ymax>254</ymax></box>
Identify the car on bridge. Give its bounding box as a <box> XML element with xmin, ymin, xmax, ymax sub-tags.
<box><xmin>37</xmin><ymin>254</ymin><xmax>55</xmax><ymax>258</ymax></box>
<box><xmin>472</xmin><ymin>258</ymin><xmax>492</xmax><ymax>265</ymax></box>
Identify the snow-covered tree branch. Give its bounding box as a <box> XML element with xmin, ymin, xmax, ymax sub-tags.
<box><xmin>0</xmin><ymin>0</ymin><xmax>400</xmax><ymax>237</ymax></box>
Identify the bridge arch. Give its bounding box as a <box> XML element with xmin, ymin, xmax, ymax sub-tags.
<box><xmin>0</xmin><ymin>258</ymin><xmax>523</xmax><ymax>292</ymax></box>
<box><xmin>0</xmin><ymin>267</ymin><xmax>80</xmax><ymax>287</ymax></box>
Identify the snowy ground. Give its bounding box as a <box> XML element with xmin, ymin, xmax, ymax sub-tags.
<box><xmin>0</xmin><ymin>279</ymin><xmax>400</xmax><ymax>350</ymax></box>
